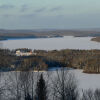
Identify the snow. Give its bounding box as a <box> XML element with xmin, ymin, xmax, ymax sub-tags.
<box><xmin>71</xmin><ymin>69</ymin><xmax>100</xmax><ymax>90</ymax></box>
<box><xmin>1</xmin><ymin>69</ymin><xmax>100</xmax><ymax>100</ymax></box>
<box><xmin>1</xmin><ymin>69</ymin><xmax>100</xmax><ymax>90</ymax></box>
<box><xmin>1</xmin><ymin>36</ymin><xmax>100</xmax><ymax>50</ymax></box>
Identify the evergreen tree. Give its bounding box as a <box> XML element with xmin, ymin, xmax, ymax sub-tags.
<box><xmin>35</xmin><ymin>74</ymin><xmax>47</xmax><ymax>100</ymax></box>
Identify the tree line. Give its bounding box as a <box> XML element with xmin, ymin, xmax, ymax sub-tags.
<box><xmin>0</xmin><ymin>48</ymin><xmax>100</xmax><ymax>73</ymax></box>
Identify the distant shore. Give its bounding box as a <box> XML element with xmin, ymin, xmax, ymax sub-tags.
<box><xmin>0</xmin><ymin>35</ymin><xmax>63</xmax><ymax>41</ymax></box>
<box><xmin>0</xmin><ymin>29</ymin><xmax>100</xmax><ymax>41</ymax></box>
<box><xmin>91</xmin><ymin>37</ymin><xmax>100</xmax><ymax>42</ymax></box>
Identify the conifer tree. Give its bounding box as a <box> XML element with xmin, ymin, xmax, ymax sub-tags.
<box><xmin>35</xmin><ymin>74</ymin><xmax>47</xmax><ymax>100</ymax></box>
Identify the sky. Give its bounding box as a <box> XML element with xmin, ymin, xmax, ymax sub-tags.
<box><xmin>0</xmin><ymin>0</ymin><xmax>100</xmax><ymax>29</ymax></box>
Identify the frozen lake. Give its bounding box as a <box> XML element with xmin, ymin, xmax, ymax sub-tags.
<box><xmin>71</xmin><ymin>69</ymin><xmax>100</xmax><ymax>90</ymax></box>
<box><xmin>1</xmin><ymin>36</ymin><xmax>100</xmax><ymax>50</ymax></box>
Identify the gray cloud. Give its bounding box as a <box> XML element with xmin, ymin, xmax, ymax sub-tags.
<box><xmin>1</xmin><ymin>14</ymin><xmax>11</xmax><ymax>18</ymax></box>
<box><xmin>20</xmin><ymin>14</ymin><xmax>36</xmax><ymax>18</ymax></box>
<box><xmin>0</xmin><ymin>14</ymin><xmax>13</xmax><ymax>18</ymax></box>
<box><xmin>0</xmin><ymin>4</ymin><xmax>14</xmax><ymax>9</ymax></box>
<box><xmin>50</xmin><ymin>6</ymin><xmax>63</xmax><ymax>11</ymax></box>
<box><xmin>20</xmin><ymin>5</ymin><xmax>29</xmax><ymax>12</ymax></box>
<box><xmin>34</xmin><ymin>7</ymin><xmax>46</xmax><ymax>13</ymax></box>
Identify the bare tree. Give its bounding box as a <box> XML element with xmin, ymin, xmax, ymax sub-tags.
<box><xmin>7</xmin><ymin>71</ymin><xmax>36</xmax><ymax>100</ymax></box>
<box><xmin>81</xmin><ymin>89</ymin><xmax>94</xmax><ymax>100</ymax></box>
<box><xmin>81</xmin><ymin>89</ymin><xmax>100</xmax><ymax>100</ymax></box>
<box><xmin>0</xmin><ymin>72</ymin><xmax>2</xmax><ymax>99</ymax></box>
<box><xmin>25</xmin><ymin>93</ymin><xmax>32</xmax><ymax>100</ymax></box>
<box><xmin>30</xmin><ymin>71</ymin><xmax>34</xmax><ymax>100</ymax></box>
<box><xmin>0</xmin><ymin>72</ymin><xmax>6</xmax><ymax>100</ymax></box>
<box><xmin>94</xmin><ymin>89</ymin><xmax>100</xmax><ymax>100</ymax></box>
<box><xmin>51</xmin><ymin>68</ymin><xmax>79</xmax><ymax>100</ymax></box>
<box><xmin>19</xmin><ymin>71</ymin><xmax>31</xmax><ymax>99</ymax></box>
<box><xmin>6</xmin><ymin>72</ymin><xmax>22</xmax><ymax>100</ymax></box>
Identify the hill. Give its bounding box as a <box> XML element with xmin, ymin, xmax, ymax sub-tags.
<box><xmin>0</xmin><ymin>29</ymin><xmax>100</xmax><ymax>40</ymax></box>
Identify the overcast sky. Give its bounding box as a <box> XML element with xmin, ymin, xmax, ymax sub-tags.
<box><xmin>0</xmin><ymin>0</ymin><xmax>100</xmax><ymax>29</ymax></box>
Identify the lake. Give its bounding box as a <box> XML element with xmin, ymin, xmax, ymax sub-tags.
<box><xmin>1</xmin><ymin>36</ymin><xmax>100</xmax><ymax>50</ymax></box>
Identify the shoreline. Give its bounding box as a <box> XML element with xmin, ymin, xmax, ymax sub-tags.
<box><xmin>0</xmin><ymin>35</ymin><xmax>64</xmax><ymax>41</ymax></box>
<box><xmin>91</xmin><ymin>37</ymin><xmax>100</xmax><ymax>42</ymax></box>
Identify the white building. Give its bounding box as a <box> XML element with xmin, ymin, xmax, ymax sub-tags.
<box><xmin>16</xmin><ymin>50</ymin><xmax>36</xmax><ymax>56</ymax></box>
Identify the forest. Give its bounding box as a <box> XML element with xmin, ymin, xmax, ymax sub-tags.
<box><xmin>0</xmin><ymin>48</ymin><xmax>100</xmax><ymax>73</ymax></box>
